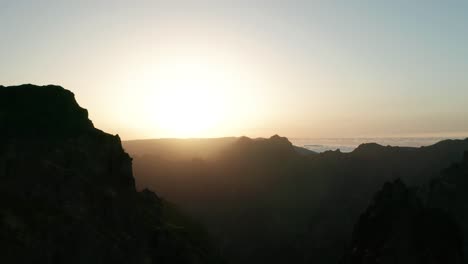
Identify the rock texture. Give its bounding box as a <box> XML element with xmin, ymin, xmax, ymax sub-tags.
<box><xmin>427</xmin><ymin>151</ymin><xmax>468</xmax><ymax>260</ymax></box>
<box><xmin>0</xmin><ymin>84</ymin><xmax>221</xmax><ymax>264</ymax></box>
<box><xmin>343</xmin><ymin>179</ymin><xmax>463</xmax><ymax>264</ymax></box>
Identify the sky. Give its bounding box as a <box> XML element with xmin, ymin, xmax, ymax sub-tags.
<box><xmin>1</xmin><ymin>0</ymin><xmax>468</xmax><ymax>139</ymax></box>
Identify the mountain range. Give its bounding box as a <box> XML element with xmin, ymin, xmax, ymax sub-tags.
<box><xmin>125</xmin><ymin>135</ymin><xmax>468</xmax><ymax>263</ymax></box>
<box><xmin>1</xmin><ymin>84</ymin><xmax>467</xmax><ymax>264</ymax></box>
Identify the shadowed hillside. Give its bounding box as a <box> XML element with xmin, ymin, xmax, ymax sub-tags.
<box><xmin>125</xmin><ymin>136</ymin><xmax>468</xmax><ymax>264</ymax></box>
<box><xmin>0</xmin><ymin>84</ymin><xmax>222</xmax><ymax>264</ymax></box>
<box><xmin>427</xmin><ymin>151</ymin><xmax>468</xmax><ymax>259</ymax></box>
<box><xmin>342</xmin><ymin>178</ymin><xmax>463</xmax><ymax>264</ymax></box>
<box><xmin>343</xmin><ymin>152</ymin><xmax>468</xmax><ymax>264</ymax></box>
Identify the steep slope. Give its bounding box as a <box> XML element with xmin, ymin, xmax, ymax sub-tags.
<box><xmin>343</xmin><ymin>153</ymin><xmax>468</xmax><ymax>264</ymax></box>
<box><xmin>342</xmin><ymin>179</ymin><xmax>463</xmax><ymax>264</ymax></box>
<box><xmin>427</xmin><ymin>151</ymin><xmax>468</xmax><ymax>259</ymax></box>
<box><xmin>0</xmin><ymin>84</ymin><xmax>221</xmax><ymax>264</ymax></box>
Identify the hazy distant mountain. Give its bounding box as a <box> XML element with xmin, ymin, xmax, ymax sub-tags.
<box><xmin>125</xmin><ymin>136</ymin><xmax>468</xmax><ymax>264</ymax></box>
<box><xmin>124</xmin><ymin>135</ymin><xmax>316</xmax><ymax>161</ymax></box>
<box><xmin>0</xmin><ymin>84</ymin><xmax>221</xmax><ymax>264</ymax></box>
<box><xmin>124</xmin><ymin>137</ymin><xmax>239</xmax><ymax>160</ymax></box>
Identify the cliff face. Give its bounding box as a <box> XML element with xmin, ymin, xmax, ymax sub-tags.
<box><xmin>427</xmin><ymin>152</ymin><xmax>468</xmax><ymax>259</ymax></box>
<box><xmin>343</xmin><ymin>152</ymin><xmax>468</xmax><ymax>264</ymax></box>
<box><xmin>0</xmin><ymin>84</ymin><xmax>220</xmax><ymax>264</ymax></box>
<box><xmin>343</xmin><ymin>179</ymin><xmax>463</xmax><ymax>264</ymax></box>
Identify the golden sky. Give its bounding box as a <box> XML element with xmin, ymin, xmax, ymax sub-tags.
<box><xmin>1</xmin><ymin>1</ymin><xmax>468</xmax><ymax>139</ymax></box>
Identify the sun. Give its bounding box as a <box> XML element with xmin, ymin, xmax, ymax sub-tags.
<box><xmin>143</xmin><ymin>59</ymin><xmax>232</xmax><ymax>138</ymax></box>
<box><xmin>132</xmin><ymin>53</ymin><xmax>259</xmax><ymax>138</ymax></box>
<box><xmin>153</xmin><ymin>81</ymin><xmax>222</xmax><ymax>138</ymax></box>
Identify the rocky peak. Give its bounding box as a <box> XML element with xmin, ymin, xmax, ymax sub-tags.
<box><xmin>352</xmin><ymin>143</ymin><xmax>386</xmax><ymax>156</ymax></box>
<box><xmin>231</xmin><ymin>135</ymin><xmax>296</xmax><ymax>160</ymax></box>
<box><xmin>269</xmin><ymin>134</ymin><xmax>291</xmax><ymax>144</ymax></box>
<box><xmin>0</xmin><ymin>84</ymin><xmax>94</xmax><ymax>138</ymax></box>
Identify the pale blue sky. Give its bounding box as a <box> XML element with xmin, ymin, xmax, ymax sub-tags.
<box><xmin>1</xmin><ymin>1</ymin><xmax>467</xmax><ymax>138</ymax></box>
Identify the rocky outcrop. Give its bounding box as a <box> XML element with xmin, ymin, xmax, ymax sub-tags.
<box><xmin>427</xmin><ymin>151</ymin><xmax>468</xmax><ymax>259</ymax></box>
<box><xmin>342</xmin><ymin>179</ymin><xmax>463</xmax><ymax>264</ymax></box>
<box><xmin>0</xmin><ymin>84</ymin><xmax>221</xmax><ymax>264</ymax></box>
<box><xmin>235</xmin><ymin>135</ymin><xmax>296</xmax><ymax>153</ymax></box>
<box><xmin>0</xmin><ymin>84</ymin><xmax>95</xmax><ymax>138</ymax></box>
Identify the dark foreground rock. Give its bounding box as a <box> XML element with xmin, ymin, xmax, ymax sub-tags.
<box><xmin>342</xmin><ymin>179</ymin><xmax>463</xmax><ymax>264</ymax></box>
<box><xmin>427</xmin><ymin>151</ymin><xmax>468</xmax><ymax>260</ymax></box>
<box><xmin>0</xmin><ymin>84</ymin><xmax>221</xmax><ymax>264</ymax></box>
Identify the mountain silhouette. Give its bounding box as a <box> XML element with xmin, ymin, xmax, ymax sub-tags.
<box><xmin>342</xmin><ymin>179</ymin><xmax>463</xmax><ymax>264</ymax></box>
<box><xmin>0</xmin><ymin>84</ymin><xmax>94</xmax><ymax>138</ymax></box>
<box><xmin>2</xmin><ymin>84</ymin><xmax>467</xmax><ymax>264</ymax></box>
<box><xmin>343</xmin><ymin>152</ymin><xmax>468</xmax><ymax>264</ymax></box>
<box><xmin>125</xmin><ymin>136</ymin><xmax>468</xmax><ymax>264</ymax></box>
<box><xmin>427</xmin><ymin>151</ymin><xmax>468</xmax><ymax>259</ymax></box>
<box><xmin>0</xmin><ymin>84</ymin><xmax>222</xmax><ymax>264</ymax></box>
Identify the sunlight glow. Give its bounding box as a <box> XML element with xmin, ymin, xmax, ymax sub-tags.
<box><xmin>142</xmin><ymin>59</ymin><xmax>234</xmax><ymax>138</ymax></box>
<box><xmin>122</xmin><ymin>43</ymin><xmax>271</xmax><ymax>139</ymax></box>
